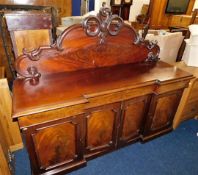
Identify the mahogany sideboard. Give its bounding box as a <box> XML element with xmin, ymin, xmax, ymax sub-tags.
<box><xmin>12</xmin><ymin>7</ymin><xmax>193</xmax><ymax>175</ymax></box>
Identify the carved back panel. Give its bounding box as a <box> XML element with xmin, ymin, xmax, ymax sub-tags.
<box><xmin>14</xmin><ymin>7</ymin><xmax>159</xmax><ymax>81</ymax></box>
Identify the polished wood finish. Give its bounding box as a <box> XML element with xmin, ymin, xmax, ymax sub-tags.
<box><xmin>119</xmin><ymin>95</ymin><xmax>150</xmax><ymax>146</ymax></box>
<box><xmin>173</xmin><ymin>61</ymin><xmax>198</xmax><ymax>128</ymax></box>
<box><xmin>0</xmin><ymin>15</ymin><xmax>14</xmax><ymax>81</ymax></box>
<box><xmin>0</xmin><ymin>66</ymin><xmax>4</xmax><ymax>78</ymax></box>
<box><xmin>23</xmin><ymin>115</ymin><xmax>85</xmax><ymax>175</ymax></box>
<box><xmin>0</xmin><ymin>145</ymin><xmax>11</xmax><ymax>175</ymax></box>
<box><xmin>14</xmin><ymin>24</ymin><xmax>157</xmax><ymax>76</ymax></box>
<box><xmin>143</xmin><ymin>90</ymin><xmax>183</xmax><ymax>140</ymax></box>
<box><xmin>85</xmin><ymin>103</ymin><xmax>120</xmax><ymax>158</ymax></box>
<box><xmin>149</xmin><ymin>0</ymin><xmax>196</xmax><ymax>29</ymax></box>
<box><xmin>13</xmin><ymin>61</ymin><xmax>192</xmax><ymax>174</ymax></box>
<box><xmin>12</xmin><ymin>9</ymin><xmax>193</xmax><ymax>174</ymax></box>
<box><xmin>0</xmin><ymin>4</ymin><xmax>59</xmax><ymax>81</ymax></box>
<box><xmin>0</xmin><ymin>78</ymin><xmax>22</xmax><ymax>175</ymax></box>
<box><xmin>5</xmin><ymin>12</ymin><xmax>53</xmax><ymax>58</ymax></box>
<box><xmin>0</xmin><ymin>0</ymin><xmax>72</xmax><ymax>19</ymax></box>
<box><xmin>0</xmin><ymin>79</ymin><xmax>23</xmax><ymax>152</ymax></box>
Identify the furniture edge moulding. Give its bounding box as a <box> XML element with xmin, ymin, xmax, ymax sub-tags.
<box><xmin>13</xmin><ymin>7</ymin><xmax>160</xmax><ymax>84</ymax></box>
<box><xmin>0</xmin><ymin>78</ymin><xmax>23</xmax><ymax>152</ymax></box>
<box><xmin>11</xmin><ymin>7</ymin><xmax>194</xmax><ymax>175</ymax></box>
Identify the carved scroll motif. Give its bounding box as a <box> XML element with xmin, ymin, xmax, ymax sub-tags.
<box><xmin>14</xmin><ymin>7</ymin><xmax>160</xmax><ymax>82</ymax></box>
<box><xmin>134</xmin><ymin>35</ymin><xmax>160</xmax><ymax>63</ymax></box>
<box><xmin>15</xmin><ymin>43</ymin><xmax>63</xmax><ymax>82</ymax></box>
<box><xmin>82</xmin><ymin>7</ymin><xmax>124</xmax><ymax>44</ymax></box>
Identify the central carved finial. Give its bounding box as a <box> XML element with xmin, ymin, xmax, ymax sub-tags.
<box><xmin>82</xmin><ymin>7</ymin><xmax>123</xmax><ymax>44</ymax></box>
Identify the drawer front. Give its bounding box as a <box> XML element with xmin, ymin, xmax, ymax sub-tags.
<box><xmin>188</xmin><ymin>80</ymin><xmax>198</xmax><ymax>103</ymax></box>
<box><xmin>18</xmin><ymin>80</ymin><xmax>189</xmax><ymax>129</ymax></box>
<box><xmin>85</xmin><ymin>80</ymin><xmax>189</xmax><ymax>109</ymax></box>
<box><xmin>182</xmin><ymin>101</ymin><xmax>198</xmax><ymax>121</ymax></box>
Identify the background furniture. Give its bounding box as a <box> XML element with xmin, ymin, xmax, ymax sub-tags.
<box><xmin>182</xmin><ymin>24</ymin><xmax>198</xmax><ymax>66</ymax></box>
<box><xmin>12</xmin><ymin>8</ymin><xmax>192</xmax><ymax>175</ymax></box>
<box><xmin>0</xmin><ymin>69</ymin><xmax>23</xmax><ymax>174</ymax></box>
<box><xmin>146</xmin><ymin>31</ymin><xmax>184</xmax><ymax>62</ymax></box>
<box><xmin>0</xmin><ymin>4</ymin><xmax>58</xmax><ymax>81</ymax></box>
<box><xmin>0</xmin><ymin>0</ymin><xmax>71</xmax><ymax>21</ymax></box>
<box><xmin>110</xmin><ymin>0</ymin><xmax>133</xmax><ymax>20</ymax></box>
<box><xmin>169</xmin><ymin>8</ymin><xmax>198</xmax><ymax>61</ymax></box>
<box><xmin>5</xmin><ymin>11</ymin><xmax>53</xmax><ymax>58</ymax></box>
<box><xmin>0</xmin><ymin>144</ymin><xmax>11</xmax><ymax>175</ymax></box>
<box><xmin>173</xmin><ymin>61</ymin><xmax>198</xmax><ymax>128</ymax></box>
<box><xmin>149</xmin><ymin>0</ymin><xmax>196</xmax><ymax>29</ymax></box>
<box><xmin>0</xmin><ymin>66</ymin><xmax>4</xmax><ymax>78</ymax></box>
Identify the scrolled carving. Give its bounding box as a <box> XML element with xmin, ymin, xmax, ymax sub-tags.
<box><xmin>82</xmin><ymin>7</ymin><xmax>123</xmax><ymax>44</ymax></box>
<box><xmin>134</xmin><ymin>33</ymin><xmax>160</xmax><ymax>63</ymax></box>
<box><xmin>14</xmin><ymin>6</ymin><xmax>160</xmax><ymax>82</ymax></box>
<box><xmin>145</xmin><ymin>40</ymin><xmax>160</xmax><ymax>62</ymax></box>
<box><xmin>15</xmin><ymin>54</ymin><xmax>40</xmax><ymax>78</ymax></box>
<box><xmin>15</xmin><ymin>41</ymin><xmax>64</xmax><ymax>82</ymax></box>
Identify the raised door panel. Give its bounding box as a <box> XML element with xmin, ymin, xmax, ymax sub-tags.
<box><xmin>24</xmin><ymin>115</ymin><xmax>85</xmax><ymax>174</ymax></box>
<box><xmin>143</xmin><ymin>90</ymin><xmax>183</xmax><ymax>139</ymax></box>
<box><xmin>33</xmin><ymin>122</ymin><xmax>76</xmax><ymax>169</ymax></box>
<box><xmin>85</xmin><ymin>103</ymin><xmax>120</xmax><ymax>157</ymax></box>
<box><xmin>119</xmin><ymin>95</ymin><xmax>150</xmax><ymax>146</ymax></box>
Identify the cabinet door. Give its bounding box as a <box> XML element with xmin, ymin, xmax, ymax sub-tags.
<box><xmin>118</xmin><ymin>95</ymin><xmax>151</xmax><ymax>147</ymax></box>
<box><xmin>85</xmin><ymin>103</ymin><xmax>120</xmax><ymax>158</ymax></box>
<box><xmin>143</xmin><ymin>90</ymin><xmax>183</xmax><ymax>140</ymax></box>
<box><xmin>23</xmin><ymin>115</ymin><xmax>85</xmax><ymax>175</ymax></box>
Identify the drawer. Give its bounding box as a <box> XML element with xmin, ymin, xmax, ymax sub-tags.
<box><xmin>182</xmin><ymin>100</ymin><xmax>198</xmax><ymax>121</ymax></box>
<box><xmin>188</xmin><ymin>80</ymin><xmax>198</xmax><ymax>102</ymax></box>
<box><xmin>85</xmin><ymin>80</ymin><xmax>189</xmax><ymax>109</ymax></box>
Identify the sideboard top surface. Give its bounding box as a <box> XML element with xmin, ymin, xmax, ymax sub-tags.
<box><xmin>12</xmin><ymin>61</ymin><xmax>192</xmax><ymax>118</ymax></box>
<box><xmin>11</xmin><ymin>7</ymin><xmax>193</xmax><ymax>119</ymax></box>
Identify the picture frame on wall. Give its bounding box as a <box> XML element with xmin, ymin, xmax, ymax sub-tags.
<box><xmin>122</xmin><ymin>0</ymin><xmax>133</xmax><ymax>5</ymax></box>
<box><xmin>111</xmin><ymin>0</ymin><xmax>122</xmax><ymax>5</ymax></box>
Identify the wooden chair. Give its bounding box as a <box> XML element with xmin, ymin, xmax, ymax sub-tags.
<box><xmin>5</xmin><ymin>11</ymin><xmax>53</xmax><ymax>58</ymax></box>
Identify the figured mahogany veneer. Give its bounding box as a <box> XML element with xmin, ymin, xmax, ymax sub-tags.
<box><xmin>12</xmin><ymin>7</ymin><xmax>193</xmax><ymax>175</ymax></box>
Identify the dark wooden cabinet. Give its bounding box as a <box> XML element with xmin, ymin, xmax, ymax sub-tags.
<box><xmin>23</xmin><ymin>115</ymin><xmax>86</xmax><ymax>175</ymax></box>
<box><xmin>143</xmin><ymin>90</ymin><xmax>183</xmax><ymax>141</ymax></box>
<box><xmin>11</xmin><ymin>7</ymin><xmax>193</xmax><ymax>175</ymax></box>
<box><xmin>118</xmin><ymin>95</ymin><xmax>151</xmax><ymax>146</ymax></box>
<box><xmin>85</xmin><ymin>103</ymin><xmax>120</xmax><ymax>158</ymax></box>
<box><xmin>110</xmin><ymin>0</ymin><xmax>132</xmax><ymax>20</ymax></box>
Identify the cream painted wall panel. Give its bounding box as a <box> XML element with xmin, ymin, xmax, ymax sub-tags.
<box><xmin>95</xmin><ymin>0</ymin><xmax>110</xmax><ymax>12</ymax></box>
<box><xmin>129</xmin><ymin>0</ymin><xmax>150</xmax><ymax>22</ymax></box>
<box><xmin>194</xmin><ymin>0</ymin><xmax>198</xmax><ymax>9</ymax></box>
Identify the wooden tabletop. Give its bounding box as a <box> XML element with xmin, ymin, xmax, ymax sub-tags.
<box><xmin>12</xmin><ymin>61</ymin><xmax>193</xmax><ymax>118</ymax></box>
<box><xmin>171</xmin><ymin>61</ymin><xmax>198</xmax><ymax>77</ymax></box>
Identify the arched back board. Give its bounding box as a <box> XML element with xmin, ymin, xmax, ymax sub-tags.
<box><xmin>15</xmin><ymin>7</ymin><xmax>159</xmax><ymax>81</ymax></box>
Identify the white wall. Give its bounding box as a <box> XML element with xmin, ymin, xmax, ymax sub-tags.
<box><xmin>193</xmin><ymin>0</ymin><xmax>198</xmax><ymax>10</ymax></box>
<box><xmin>129</xmin><ymin>0</ymin><xmax>150</xmax><ymax>22</ymax></box>
<box><xmin>95</xmin><ymin>0</ymin><xmax>110</xmax><ymax>12</ymax></box>
<box><xmin>94</xmin><ymin>0</ymin><xmax>150</xmax><ymax>22</ymax></box>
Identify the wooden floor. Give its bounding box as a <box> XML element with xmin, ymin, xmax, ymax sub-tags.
<box><xmin>173</xmin><ymin>61</ymin><xmax>198</xmax><ymax>77</ymax></box>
